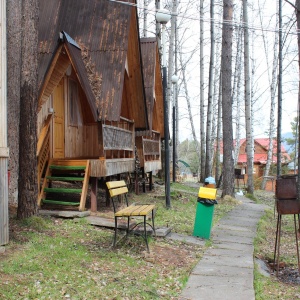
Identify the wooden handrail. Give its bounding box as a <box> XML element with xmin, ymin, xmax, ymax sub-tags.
<box><xmin>37</xmin><ymin>114</ymin><xmax>53</xmax><ymax>157</ymax></box>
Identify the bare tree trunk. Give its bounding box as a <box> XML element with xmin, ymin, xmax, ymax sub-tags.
<box><xmin>205</xmin><ymin>0</ymin><xmax>215</xmax><ymax>178</ymax></box>
<box><xmin>215</xmin><ymin>70</ymin><xmax>222</xmax><ymax>184</ymax></box>
<box><xmin>232</xmin><ymin>8</ymin><xmax>243</xmax><ymax>166</ymax></box>
<box><xmin>155</xmin><ymin>0</ymin><xmax>161</xmax><ymax>54</ymax></box>
<box><xmin>221</xmin><ymin>0</ymin><xmax>234</xmax><ymax>197</ymax></box>
<box><xmin>200</xmin><ymin>0</ymin><xmax>206</xmax><ymax>182</ymax></box>
<box><xmin>7</xmin><ymin>0</ymin><xmax>22</xmax><ymax>206</ymax></box>
<box><xmin>243</xmin><ymin>0</ymin><xmax>254</xmax><ymax>194</ymax></box>
<box><xmin>234</xmin><ymin>59</ymin><xmax>243</xmax><ymax>166</ymax></box>
<box><xmin>295</xmin><ymin>0</ymin><xmax>300</xmax><ymax>198</ymax></box>
<box><xmin>17</xmin><ymin>0</ymin><xmax>38</xmax><ymax>219</ymax></box>
<box><xmin>277</xmin><ymin>0</ymin><xmax>283</xmax><ymax>176</ymax></box>
<box><xmin>143</xmin><ymin>0</ymin><xmax>148</xmax><ymax>37</ymax></box>
<box><xmin>179</xmin><ymin>51</ymin><xmax>201</xmax><ymax>165</ymax></box>
<box><xmin>174</xmin><ymin>19</ymin><xmax>179</xmax><ymax>176</ymax></box>
<box><xmin>167</xmin><ymin>0</ymin><xmax>178</xmax><ymax>122</ymax></box>
<box><xmin>261</xmin><ymin>0</ymin><xmax>279</xmax><ymax>189</ymax></box>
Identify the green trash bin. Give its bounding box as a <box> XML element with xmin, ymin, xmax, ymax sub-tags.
<box><xmin>193</xmin><ymin>187</ymin><xmax>217</xmax><ymax>239</ymax></box>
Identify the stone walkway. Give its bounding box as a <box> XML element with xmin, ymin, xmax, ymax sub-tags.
<box><xmin>178</xmin><ymin>194</ymin><xmax>267</xmax><ymax>300</ymax></box>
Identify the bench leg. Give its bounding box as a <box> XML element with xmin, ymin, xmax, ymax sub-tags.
<box><xmin>113</xmin><ymin>217</ymin><xmax>118</xmax><ymax>247</ymax></box>
<box><xmin>152</xmin><ymin>209</ymin><xmax>156</xmax><ymax>236</ymax></box>
<box><xmin>126</xmin><ymin>217</ymin><xmax>130</xmax><ymax>236</ymax></box>
<box><xmin>144</xmin><ymin>215</ymin><xmax>150</xmax><ymax>253</ymax></box>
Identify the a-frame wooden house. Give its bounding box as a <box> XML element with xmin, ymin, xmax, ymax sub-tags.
<box><xmin>37</xmin><ymin>0</ymin><xmax>148</xmax><ymax>211</ymax></box>
<box><xmin>133</xmin><ymin>37</ymin><xmax>164</xmax><ymax>192</ymax></box>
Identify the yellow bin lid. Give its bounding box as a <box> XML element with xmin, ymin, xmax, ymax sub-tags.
<box><xmin>198</xmin><ymin>186</ymin><xmax>217</xmax><ymax>200</ymax></box>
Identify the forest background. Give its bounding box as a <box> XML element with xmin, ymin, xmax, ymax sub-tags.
<box><xmin>135</xmin><ymin>0</ymin><xmax>298</xmax><ymax>174</ymax></box>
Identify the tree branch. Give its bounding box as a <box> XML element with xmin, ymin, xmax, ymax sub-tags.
<box><xmin>285</xmin><ymin>0</ymin><xmax>297</xmax><ymax>10</ymax></box>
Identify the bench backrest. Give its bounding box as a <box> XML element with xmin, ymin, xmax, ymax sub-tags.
<box><xmin>106</xmin><ymin>180</ymin><xmax>129</xmax><ymax>212</ymax></box>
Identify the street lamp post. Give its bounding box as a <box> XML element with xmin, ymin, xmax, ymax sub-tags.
<box><xmin>171</xmin><ymin>74</ymin><xmax>178</xmax><ymax>183</ymax></box>
<box><xmin>156</xmin><ymin>9</ymin><xmax>171</xmax><ymax>208</ymax></box>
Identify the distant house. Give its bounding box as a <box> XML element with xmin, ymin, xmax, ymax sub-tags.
<box><xmin>235</xmin><ymin>138</ymin><xmax>291</xmax><ymax>178</ymax></box>
<box><xmin>37</xmin><ymin>0</ymin><xmax>151</xmax><ymax>211</ymax></box>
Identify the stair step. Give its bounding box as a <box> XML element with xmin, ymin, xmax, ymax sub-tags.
<box><xmin>46</xmin><ymin>176</ymin><xmax>84</xmax><ymax>181</ymax></box>
<box><xmin>44</xmin><ymin>187</ymin><xmax>82</xmax><ymax>194</ymax></box>
<box><xmin>42</xmin><ymin>199</ymin><xmax>80</xmax><ymax>206</ymax></box>
<box><xmin>50</xmin><ymin>165</ymin><xmax>86</xmax><ymax>171</ymax></box>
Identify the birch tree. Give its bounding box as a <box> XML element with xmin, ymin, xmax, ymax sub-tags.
<box><xmin>221</xmin><ymin>0</ymin><xmax>235</xmax><ymax>197</ymax></box>
<box><xmin>261</xmin><ymin>0</ymin><xmax>279</xmax><ymax>189</ymax></box>
<box><xmin>243</xmin><ymin>0</ymin><xmax>254</xmax><ymax>194</ymax></box>
<box><xmin>179</xmin><ymin>50</ymin><xmax>201</xmax><ymax>166</ymax></box>
<box><xmin>167</xmin><ymin>0</ymin><xmax>178</xmax><ymax>118</ymax></box>
<box><xmin>232</xmin><ymin>8</ymin><xmax>243</xmax><ymax>165</ymax></box>
<box><xmin>205</xmin><ymin>0</ymin><xmax>215</xmax><ymax>178</ymax></box>
<box><xmin>295</xmin><ymin>0</ymin><xmax>300</xmax><ymax>196</ymax></box>
<box><xmin>200</xmin><ymin>0</ymin><xmax>206</xmax><ymax>182</ymax></box>
<box><xmin>215</xmin><ymin>70</ymin><xmax>222</xmax><ymax>184</ymax></box>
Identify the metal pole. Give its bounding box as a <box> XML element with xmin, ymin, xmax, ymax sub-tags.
<box><xmin>277</xmin><ymin>0</ymin><xmax>282</xmax><ymax>176</ymax></box>
<box><xmin>172</xmin><ymin>104</ymin><xmax>176</xmax><ymax>182</ymax></box>
<box><xmin>0</xmin><ymin>0</ymin><xmax>9</xmax><ymax>245</ymax></box>
<box><xmin>162</xmin><ymin>24</ymin><xmax>171</xmax><ymax>208</ymax></box>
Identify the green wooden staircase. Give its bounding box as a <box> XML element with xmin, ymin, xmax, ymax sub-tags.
<box><xmin>38</xmin><ymin>159</ymin><xmax>90</xmax><ymax>211</ymax></box>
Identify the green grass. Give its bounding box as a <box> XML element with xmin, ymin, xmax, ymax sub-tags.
<box><xmin>0</xmin><ymin>182</ymin><xmax>239</xmax><ymax>299</ymax></box>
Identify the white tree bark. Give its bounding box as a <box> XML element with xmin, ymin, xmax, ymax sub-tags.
<box><xmin>179</xmin><ymin>50</ymin><xmax>201</xmax><ymax>165</ymax></box>
<box><xmin>232</xmin><ymin>10</ymin><xmax>243</xmax><ymax>166</ymax></box>
<box><xmin>205</xmin><ymin>0</ymin><xmax>215</xmax><ymax>178</ymax></box>
<box><xmin>261</xmin><ymin>0</ymin><xmax>279</xmax><ymax>189</ymax></box>
<box><xmin>167</xmin><ymin>0</ymin><xmax>178</xmax><ymax>123</ymax></box>
<box><xmin>200</xmin><ymin>0</ymin><xmax>206</xmax><ymax>182</ymax></box>
<box><xmin>243</xmin><ymin>0</ymin><xmax>254</xmax><ymax>194</ymax></box>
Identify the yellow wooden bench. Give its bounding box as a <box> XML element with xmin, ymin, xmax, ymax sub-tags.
<box><xmin>106</xmin><ymin>180</ymin><xmax>156</xmax><ymax>253</ymax></box>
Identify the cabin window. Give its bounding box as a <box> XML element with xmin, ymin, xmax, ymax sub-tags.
<box><xmin>68</xmin><ymin>79</ymin><xmax>82</xmax><ymax>126</ymax></box>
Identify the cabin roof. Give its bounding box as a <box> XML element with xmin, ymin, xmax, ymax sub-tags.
<box><xmin>140</xmin><ymin>37</ymin><xmax>164</xmax><ymax>137</ymax></box>
<box><xmin>38</xmin><ymin>0</ymin><xmax>148</xmax><ymax>127</ymax></box>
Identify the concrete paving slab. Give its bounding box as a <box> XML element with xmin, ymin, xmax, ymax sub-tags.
<box><xmin>39</xmin><ymin>209</ymin><xmax>90</xmax><ymax>218</ymax></box>
<box><xmin>166</xmin><ymin>233</ymin><xmax>206</xmax><ymax>246</ymax></box>
<box><xmin>180</xmin><ymin>275</ymin><xmax>254</xmax><ymax>300</ymax></box>
<box><xmin>212</xmin><ymin>232</ymin><xmax>254</xmax><ymax>245</ymax></box>
<box><xmin>191</xmin><ymin>261</ymin><xmax>253</xmax><ymax>276</ymax></box>
<box><xmin>200</xmin><ymin>251</ymin><xmax>254</xmax><ymax>268</ymax></box>
<box><xmin>218</xmin><ymin>216</ymin><xmax>260</xmax><ymax>229</ymax></box>
<box><xmin>212</xmin><ymin>240</ymin><xmax>254</xmax><ymax>252</ymax></box>
<box><xmin>155</xmin><ymin>227</ymin><xmax>172</xmax><ymax>237</ymax></box>
<box><xmin>205</xmin><ymin>247</ymin><xmax>252</xmax><ymax>258</ymax></box>
<box><xmin>212</xmin><ymin>227</ymin><xmax>257</xmax><ymax>238</ymax></box>
<box><xmin>213</xmin><ymin>223</ymin><xmax>255</xmax><ymax>233</ymax></box>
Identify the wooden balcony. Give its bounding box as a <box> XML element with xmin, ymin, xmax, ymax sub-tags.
<box><xmin>90</xmin><ymin>118</ymin><xmax>135</xmax><ymax>177</ymax></box>
<box><xmin>136</xmin><ymin>131</ymin><xmax>161</xmax><ymax>173</ymax></box>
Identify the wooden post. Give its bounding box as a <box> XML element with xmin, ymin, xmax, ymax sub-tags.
<box><xmin>0</xmin><ymin>1</ymin><xmax>9</xmax><ymax>245</ymax></box>
<box><xmin>90</xmin><ymin>177</ymin><xmax>98</xmax><ymax>212</ymax></box>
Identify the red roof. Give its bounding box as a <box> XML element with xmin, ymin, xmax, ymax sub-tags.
<box><xmin>220</xmin><ymin>138</ymin><xmax>291</xmax><ymax>164</ymax></box>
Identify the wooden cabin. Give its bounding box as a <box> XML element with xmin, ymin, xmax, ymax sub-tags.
<box><xmin>37</xmin><ymin>0</ymin><xmax>148</xmax><ymax>211</ymax></box>
<box><xmin>133</xmin><ymin>38</ymin><xmax>164</xmax><ymax>192</ymax></box>
<box><xmin>236</xmin><ymin>138</ymin><xmax>290</xmax><ymax>178</ymax></box>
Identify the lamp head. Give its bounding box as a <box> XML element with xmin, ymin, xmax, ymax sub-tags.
<box><xmin>156</xmin><ymin>9</ymin><xmax>171</xmax><ymax>24</ymax></box>
<box><xmin>171</xmin><ymin>74</ymin><xmax>178</xmax><ymax>84</ymax></box>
